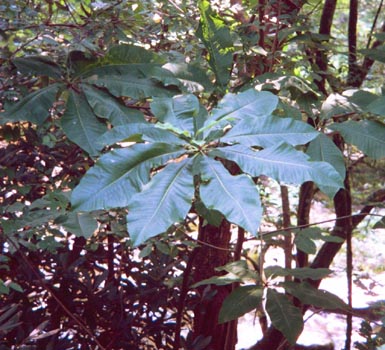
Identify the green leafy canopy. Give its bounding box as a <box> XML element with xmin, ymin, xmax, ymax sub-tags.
<box><xmin>72</xmin><ymin>88</ymin><xmax>344</xmax><ymax>246</ymax></box>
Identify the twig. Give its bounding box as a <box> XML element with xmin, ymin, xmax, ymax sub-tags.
<box><xmin>366</xmin><ymin>0</ymin><xmax>383</xmax><ymax>49</ymax></box>
<box><xmin>173</xmin><ymin>248</ymin><xmax>198</xmax><ymax>349</ymax></box>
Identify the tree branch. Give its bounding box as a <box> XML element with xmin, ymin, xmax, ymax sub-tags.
<box><xmin>347</xmin><ymin>0</ymin><xmax>360</xmax><ymax>87</ymax></box>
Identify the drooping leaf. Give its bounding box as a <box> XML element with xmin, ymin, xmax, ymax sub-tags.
<box><xmin>347</xmin><ymin>90</ymin><xmax>379</xmax><ymax>110</ymax></box>
<box><xmin>0</xmin><ymin>84</ymin><xmax>61</xmax><ymax>125</ymax></box>
<box><xmin>62</xmin><ymin>212</ymin><xmax>98</xmax><ymax>238</ymax></box>
<box><xmin>67</xmin><ymin>50</ymin><xmax>98</xmax><ymax>76</ymax></box>
<box><xmin>330</xmin><ymin>120</ymin><xmax>385</xmax><ymax>160</ymax></box>
<box><xmin>105</xmin><ymin>44</ymin><xmax>164</xmax><ymax>64</ymax></box>
<box><xmin>294</xmin><ymin>233</ymin><xmax>317</xmax><ymax>254</ymax></box>
<box><xmin>266</xmin><ymin>289</ymin><xmax>303</xmax><ymax>345</ymax></box>
<box><xmin>82</xmin><ymin>84</ymin><xmax>145</xmax><ymax>125</ymax></box>
<box><xmin>163</xmin><ymin>62</ymin><xmax>214</xmax><ymax>93</ymax></box>
<box><xmin>306</xmin><ymin>133</ymin><xmax>346</xmax><ymax>179</ymax></box>
<box><xmin>13</xmin><ymin>56</ymin><xmax>63</xmax><ymax>78</ymax></box>
<box><xmin>72</xmin><ymin>143</ymin><xmax>186</xmax><ymax>211</ymax></box>
<box><xmin>265</xmin><ymin>266</ymin><xmax>333</xmax><ymax>280</ymax></box>
<box><xmin>8</xmin><ymin>282</ymin><xmax>23</xmax><ymax>293</ymax></box>
<box><xmin>80</xmin><ymin>45</ymin><xmax>180</xmax><ymax>97</ymax></box>
<box><xmin>221</xmin><ymin>115</ymin><xmax>318</xmax><ymax>148</ymax></box>
<box><xmin>374</xmin><ymin>217</ymin><xmax>385</xmax><ymax>229</ymax></box>
<box><xmin>192</xmin><ymin>260</ymin><xmax>259</xmax><ymax>287</ymax></box>
<box><xmin>365</xmin><ymin>94</ymin><xmax>385</xmax><ymax>116</ymax></box>
<box><xmin>215</xmin><ymin>260</ymin><xmax>252</xmax><ymax>274</ymax></box>
<box><xmin>210</xmin><ymin>143</ymin><xmax>344</xmax><ymax>198</ymax></box>
<box><xmin>194</xmin><ymin>200</ymin><xmax>223</xmax><ymax>227</ymax></box>
<box><xmin>283</xmin><ymin>281</ymin><xmax>349</xmax><ymax>310</ymax></box>
<box><xmin>192</xmin><ymin>273</ymin><xmax>244</xmax><ymax>288</ymax></box>
<box><xmin>150</xmin><ymin>94</ymin><xmax>200</xmax><ymax>135</ymax></box>
<box><xmin>361</xmin><ymin>47</ymin><xmax>385</xmax><ymax>64</ymax></box>
<box><xmin>61</xmin><ymin>89</ymin><xmax>107</xmax><ymax>156</ymax></box>
<box><xmin>215</xmin><ymin>260</ymin><xmax>259</xmax><ymax>281</ymax></box>
<box><xmin>99</xmin><ymin>123</ymin><xmax>188</xmax><ymax>146</ymax></box>
<box><xmin>86</xmin><ymin>73</ymin><xmax>177</xmax><ymax>99</ymax></box>
<box><xmin>218</xmin><ymin>285</ymin><xmax>263</xmax><ymax>323</ymax></box>
<box><xmin>197</xmin><ymin>0</ymin><xmax>234</xmax><ymax>88</ymax></box>
<box><xmin>199</xmin><ymin>89</ymin><xmax>279</xmax><ymax>139</ymax></box>
<box><xmin>198</xmin><ymin>156</ymin><xmax>262</xmax><ymax>235</ymax></box>
<box><xmin>320</xmin><ymin>93</ymin><xmax>358</xmax><ymax>120</ymax></box>
<box><xmin>127</xmin><ymin>158</ymin><xmax>195</xmax><ymax>246</ymax></box>
<box><xmin>293</xmin><ymin>227</ymin><xmax>344</xmax><ymax>243</ymax></box>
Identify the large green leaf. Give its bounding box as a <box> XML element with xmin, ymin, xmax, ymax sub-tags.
<box><xmin>210</xmin><ymin>143</ymin><xmax>344</xmax><ymax>197</ymax></box>
<box><xmin>365</xmin><ymin>94</ymin><xmax>385</xmax><ymax>116</ymax></box>
<box><xmin>265</xmin><ymin>266</ymin><xmax>333</xmax><ymax>280</ymax></box>
<box><xmin>347</xmin><ymin>90</ymin><xmax>379</xmax><ymax>110</ymax></box>
<box><xmin>293</xmin><ymin>227</ymin><xmax>344</xmax><ymax>243</ymax></box>
<box><xmin>79</xmin><ymin>45</ymin><xmax>164</xmax><ymax>77</ymax></box>
<box><xmin>150</xmin><ymin>94</ymin><xmax>201</xmax><ymax>135</ymax></box>
<box><xmin>198</xmin><ymin>156</ymin><xmax>262</xmax><ymax>235</ymax></box>
<box><xmin>0</xmin><ymin>84</ymin><xmax>61</xmax><ymax>125</ymax></box>
<box><xmin>13</xmin><ymin>56</ymin><xmax>62</xmax><ymax>79</ymax></box>
<box><xmin>62</xmin><ymin>212</ymin><xmax>98</xmax><ymax>239</ymax></box>
<box><xmin>294</xmin><ymin>233</ymin><xmax>317</xmax><ymax>254</ymax></box>
<box><xmin>127</xmin><ymin>158</ymin><xmax>195</xmax><ymax>246</ymax></box>
<box><xmin>306</xmin><ymin>133</ymin><xmax>346</xmax><ymax>179</ymax></box>
<box><xmin>197</xmin><ymin>0</ymin><xmax>234</xmax><ymax>88</ymax></box>
<box><xmin>61</xmin><ymin>89</ymin><xmax>107</xmax><ymax>156</ymax></box>
<box><xmin>100</xmin><ymin>123</ymin><xmax>188</xmax><ymax>146</ymax></box>
<box><xmin>330</xmin><ymin>120</ymin><xmax>385</xmax><ymax>160</ymax></box>
<box><xmin>192</xmin><ymin>260</ymin><xmax>258</xmax><ymax>287</ymax></box>
<box><xmin>103</xmin><ymin>44</ymin><xmax>165</xmax><ymax>65</ymax></box>
<box><xmin>200</xmin><ymin>89</ymin><xmax>279</xmax><ymax>140</ymax></box>
<box><xmin>71</xmin><ymin>143</ymin><xmax>186</xmax><ymax>211</ymax></box>
<box><xmin>81</xmin><ymin>45</ymin><xmax>179</xmax><ymax>98</ymax></box>
<box><xmin>86</xmin><ymin>74</ymin><xmax>177</xmax><ymax>99</ymax></box>
<box><xmin>82</xmin><ymin>84</ymin><xmax>145</xmax><ymax>125</ymax></box>
<box><xmin>221</xmin><ymin>115</ymin><xmax>318</xmax><ymax>148</ymax></box>
<box><xmin>163</xmin><ymin>62</ymin><xmax>214</xmax><ymax>93</ymax></box>
<box><xmin>218</xmin><ymin>285</ymin><xmax>263</xmax><ymax>323</ymax></box>
<box><xmin>266</xmin><ymin>289</ymin><xmax>303</xmax><ymax>345</ymax></box>
<box><xmin>194</xmin><ymin>200</ymin><xmax>223</xmax><ymax>226</ymax></box>
<box><xmin>192</xmin><ymin>273</ymin><xmax>245</xmax><ymax>287</ymax></box>
<box><xmin>282</xmin><ymin>281</ymin><xmax>348</xmax><ymax>310</ymax></box>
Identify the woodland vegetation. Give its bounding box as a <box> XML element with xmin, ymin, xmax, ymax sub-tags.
<box><xmin>1</xmin><ymin>1</ymin><xmax>385</xmax><ymax>349</ymax></box>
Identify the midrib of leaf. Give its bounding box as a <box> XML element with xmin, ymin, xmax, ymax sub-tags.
<box><xmin>95</xmin><ymin>148</ymin><xmax>184</xmax><ymax>198</ymax></box>
<box><xmin>199</xmin><ymin>99</ymin><xmax>263</xmax><ymax>135</ymax></box>
<box><xmin>223</xmin><ymin>146</ymin><xmax>313</xmax><ymax>170</ymax></box>
<box><xmin>72</xmin><ymin>93</ymin><xmax>94</xmax><ymax>153</ymax></box>
<box><xmin>344</xmin><ymin>126</ymin><xmax>385</xmax><ymax>144</ymax></box>
<box><xmin>83</xmin><ymin>63</ymin><xmax>158</xmax><ymax>76</ymax></box>
<box><xmin>140</xmin><ymin>159</ymin><xmax>191</xmax><ymax>233</ymax></box>
<box><xmin>271</xmin><ymin>292</ymin><xmax>292</xmax><ymax>327</ymax></box>
<box><xmin>206</xmin><ymin>159</ymin><xmax>255</xmax><ymax>230</ymax></box>
<box><xmin>199</xmin><ymin>3</ymin><xmax>220</xmax><ymax>77</ymax></box>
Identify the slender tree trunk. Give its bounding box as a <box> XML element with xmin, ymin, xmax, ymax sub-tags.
<box><xmin>347</xmin><ymin>0</ymin><xmax>360</xmax><ymax>86</ymax></box>
<box><xmin>315</xmin><ymin>0</ymin><xmax>338</xmax><ymax>94</ymax></box>
<box><xmin>296</xmin><ymin>181</ymin><xmax>315</xmax><ymax>268</ymax></box>
<box><xmin>193</xmin><ymin>219</ymin><xmax>235</xmax><ymax>350</ymax></box>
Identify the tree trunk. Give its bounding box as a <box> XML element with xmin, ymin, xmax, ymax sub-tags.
<box><xmin>193</xmin><ymin>219</ymin><xmax>236</xmax><ymax>350</ymax></box>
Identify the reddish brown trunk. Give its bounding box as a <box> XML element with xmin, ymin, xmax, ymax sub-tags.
<box><xmin>192</xmin><ymin>220</ymin><xmax>235</xmax><ymax>350</ymax></box>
